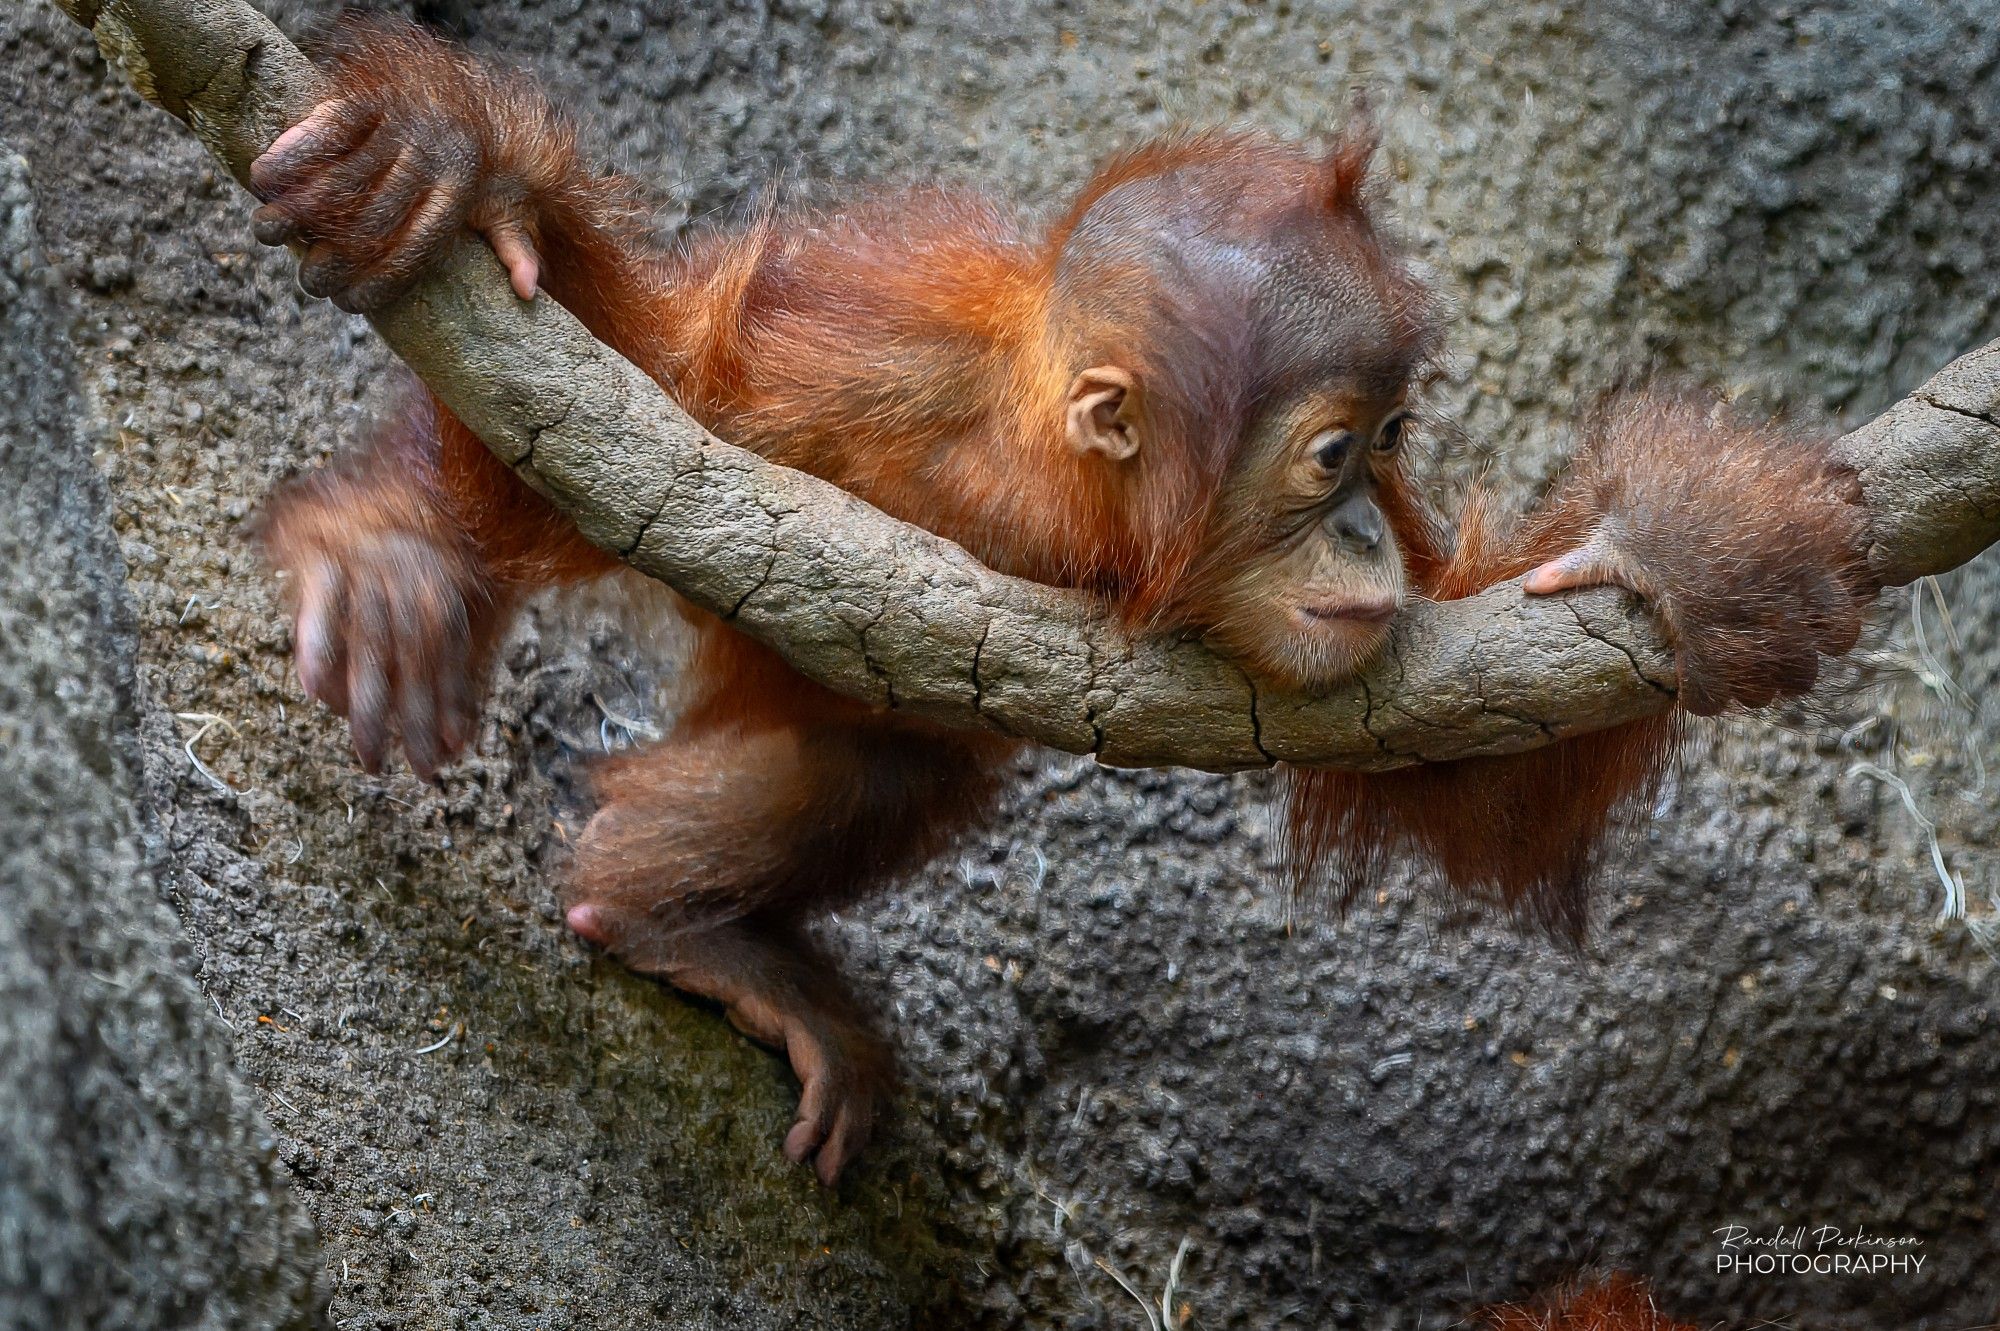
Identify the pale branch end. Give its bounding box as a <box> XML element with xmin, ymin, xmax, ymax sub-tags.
<box><xmin>50</xmin><ymin>0</ymin><xmax>2000</xmax><ymax>773</ymax></box>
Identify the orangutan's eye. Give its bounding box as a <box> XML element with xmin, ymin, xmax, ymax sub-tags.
<box><xmin>1312</xmin><ymin>430</ymin><xmax>1356</xmax><ymax>473</ymax></box>
<box><xmin>1375</xmin><ymin>412</ymin><xmax>1408</xmax><ymax>454</ymax></box>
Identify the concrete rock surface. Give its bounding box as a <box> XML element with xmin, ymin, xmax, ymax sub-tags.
<box><xmin>5</xmin><ymin>1</ymin><xmax>1999</xmax><ymax>1327</ymax></box>
<box><xmin>0</xmin><ymin>146</ymin><xmax>323</xmax><ymax>1330</ymax></box>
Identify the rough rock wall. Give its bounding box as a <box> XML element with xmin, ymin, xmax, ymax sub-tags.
<box><xmin>4</xmin><ymin>1</ymin><xmax>1999</xmax><ymax>1328</ymax></box>
<box><xmin>0</xmin><ymin>147</ymin><xmax>324</xmax><ymax>1331</ymax></box>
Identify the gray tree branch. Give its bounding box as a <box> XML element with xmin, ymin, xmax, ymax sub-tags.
<box><xmin>51</xmin><ymin>0</ymin><xmax>2000</xmax><ymax>773</ymax></box>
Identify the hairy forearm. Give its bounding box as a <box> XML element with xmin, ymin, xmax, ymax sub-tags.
<box><xmin>49</xmin><ymin>0</ymin><xmax>2000</xmax><ymax>774</ymax></box>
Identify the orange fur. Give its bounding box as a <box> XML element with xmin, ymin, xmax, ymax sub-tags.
<box><xmin>1476</xmin><ymin>1274</ymin><xmax>1699</xmax><ymax>1331</ymax></box>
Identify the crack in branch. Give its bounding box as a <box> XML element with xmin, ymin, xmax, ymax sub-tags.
<box><xmin>621</xmin><ymin>455</ymin><xmax>707</xmax><ymax>557</ymax></box>
<box><xmin>1463</xmin><ymin>625</ymin><xmax>1550</xmax><ymax>740</ymax></box>
<box><xmin>176</xmin><ymin>45</ymin><xmax>229</xmax><ymax>116</ymax></box>
<box><xmin>724</xmin><ymin>544</ymin><xmax>778</xmax><ymax>621</ymax></box>
<box><xmin>1487</xmin><ymin>704</ymin><xmax>1556</xmax><ymax>741</ymax></box>
<box><xmin>970</xmin><ymin>617</ymin><xmax>991</xmax><ymax>718</ymax></box>
<box><xmin>856</xmin><ymin>597</ymin><xmax>897</xmax><ymax>709</ymax></box>
<box><xmin>517</xmin><ymin>390</ymin><xmax>579</xmax><ymax>472</ymax></box>
<box><xmin>1242</xmin><ymin>666</ymin><xmax>1274</xmax><ymax>766</ymax></box>
<box><xmin>1354</xmin><ymin>674</ymin><xmax>1395</xmax><ymax>759</ymax></box>
<box><xmin>1562</xmin><ymin>599</ymin><xmax>1675</xmax><ymax>699</ymax></box>
<box><xmin>1083</xmin><ymin>635</ymin><xmax>1106</xmax><ymax>757</ymax></box>
<box><xmin>1892</xmin><ymin>395</ymin><xmax>2000</xmax><ymax>522</ymax></box>
<box><xmin>1916</xmin><ymin>391</ymin><xmax>2000</xmax><ymax>434</ymax></box>
<box><xmin>192</xmin><ymin>32</ymin><xmax>274</xmax><ymax>132</ymax></box>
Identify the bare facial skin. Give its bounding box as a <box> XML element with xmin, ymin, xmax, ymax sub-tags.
<box><xmin>1198</xmin><ymin>389</ymin><xmax>1412</xmax><ymax>689</ymax></box>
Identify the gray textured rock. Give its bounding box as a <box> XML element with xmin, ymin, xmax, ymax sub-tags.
<box><xmin>6</xmin><ymin>1</ymin><xmax>2000</xmax><ymax>1328</ymax></box>
<box><xmin>0</xmin><ymin>146</ymin><xmax>323</xmax><ymax>1331</ymax></box>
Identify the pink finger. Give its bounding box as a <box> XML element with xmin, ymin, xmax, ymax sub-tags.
<box><xmin>295</xmin><ymin>560</ymin><xmax>349</xmax><ymax>712</ymax></box>
<box><xmin>784</xmin><ymin>1112</ymin><xmax>827</xmax><ymax>1167</ymax></box>
<box><xmin>265</xmin><ymin>102</ymin><xmax>344</xmax><ymax>159</ymax></box>
<box><xmin>565</xmin><ymin>903</ymin><xmax>612</xmax><ymax>947</ymax></box>
<box><xmin>249</xmin><ymin>101</ymin><xmax>348</xmax><ymax>193</ymax></box>
<box><xmin>1523</xmin><ymin>531</ymin><xmax>1619</xmax><ymax>596</ymax></box>
<box><xmin>484</xmin><ymin>220</ymin><xmax>541</xmax><ymax>300</ymax></box>
<box><xmin>784</xmin><ymin>1041</ymin><xmax>833</xmax><ymax>1165</ymax></box>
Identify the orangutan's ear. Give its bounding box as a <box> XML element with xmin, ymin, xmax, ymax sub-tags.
<box><xmin>1065</xmin><ymin>366</ymin><xmax>1142</xmax><ymax>461</ymax></box>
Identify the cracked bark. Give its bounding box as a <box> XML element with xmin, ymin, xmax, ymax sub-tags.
<box><xmin>50</xmin><ymin>0</ymin><xmax>2000</xmax><ymax>774</ymax></box>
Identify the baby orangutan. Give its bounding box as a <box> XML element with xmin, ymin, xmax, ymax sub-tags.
<box><xmin>253</xmin><ymin>19</ymin><xmax>1874</xmax><ymax>1182</ymax></box>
